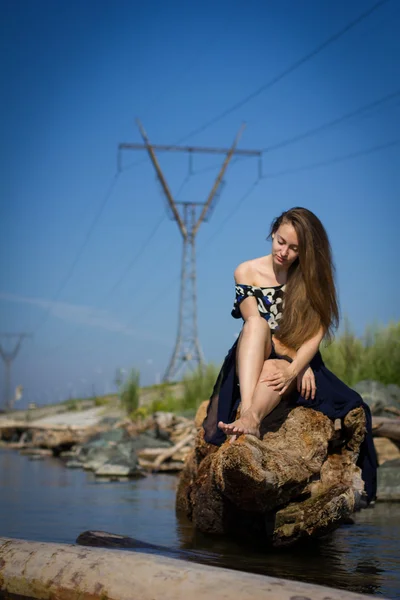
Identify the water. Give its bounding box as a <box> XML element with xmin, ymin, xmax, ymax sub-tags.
<box><xmin>1</xmin><ymin>448</ymin><xmax>399</xmax><ymax>599</ymax></box>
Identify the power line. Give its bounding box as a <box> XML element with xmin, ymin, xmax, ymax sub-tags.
<box><xmin>103</xmin><ymin>213</ymin><xmax>166</xmax><ymax>303</ymax></box>
<box><xmin>122</xmin><ymin>179</ymin><xmax>262</xmax><ymax>327</ymax></box>
<box><xmin>174</xmin><ymin>1</ymin><xmax>390</xmax><ymax>144</ymax></box>
<box><xmin>33</xmin><ymin>172</ymin><xmax>121</xmax><ymax>334</ymax></box>
<box><xmin>261</xmin><ymin>88</ymin><xmax>400</xmax><ymax>154</ymax></box>
<box><xmin>262</xmin><ymin>137</ymin><xmax>400</xmax><ymax>179</ymax></box>
<box><xmin>198</xmin><ymin>178</ymin><xmax>262</xmax><ymax>252</ymax></box>
<box><xmin>120</xmin><ymin>2</ymin><xmax>389</xmax><ymax>171</ymax></box>
<box><xmin>175</xmin><ymin>175</ymin><xmax>191</xmax><ymax>199</ymax></box>
<box><xmin>122</xmin><ymin>122</ymin><xmax>261</xmax><ymax>380</ymax></box>
<box><xmin>117</xmin><ymin>133</ymin><xmax>398</xmax><ymax>338</ymax></box>
<box><xmin>197</xmin><ymin>137</ymin><xmax>400</xmax><ymax>255</ymax></box>
<box><xmin>41</xmin><ymin>212</ymin><xmax>168</xmax><ymax>354</ymax></box>
<box><xmin>113</xmin><ymin>236</ymin><xmax>179</xmax><ymax>333</ymax></box>
<box><xmin>121</xmin><ymin>88</ymin><xmax>399</xmax><ymax>187</ymax></box>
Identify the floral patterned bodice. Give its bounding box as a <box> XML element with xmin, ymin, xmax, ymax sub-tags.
<box><xmin>231</xmin><ymin>284</ymin><xmax>285</xmax><ymax>331</ymax></box>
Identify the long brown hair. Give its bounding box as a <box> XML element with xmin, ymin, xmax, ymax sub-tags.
<box><xmin>269</xmin><ymin>207</ymin><xmax>339</xmax><ymax>350</ymax></box>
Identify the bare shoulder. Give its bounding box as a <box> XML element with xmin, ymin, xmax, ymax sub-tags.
<box><xmin>234</xmin><ymin>259</ymin><xmax>259</xmax><ymax>284</ymax></box>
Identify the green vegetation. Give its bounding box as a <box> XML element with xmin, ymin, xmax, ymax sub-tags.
<box><xmin>128</xmin><ymin>363</ymin><xmax>219</xmax><ymax>419</ymax></box>
<box><xmin>62</xmin><ymin>321</ymin><xmax>398</xmax><ymax>421</ymax></box>
<box><xmin>119</xmin><ymin>368</ymin><xmax>140</xmax><ymax>416</ymax></box>
<box><xmin>94</xmin><ymin>396</ymin><xmax>112</xmax><ymax>407</ymax></box>
<box><xmin>181</xmin><ymin>363</ymin><xmax>219</xmax><ymax>411</ymax></box>
<box><xmin>64</xmin><ymin>398</ymin><xmax>79</xmax><ymax>411</ymax></box>
<box><xmin>129</xmin><ymin>386</ymin><xmax>179</xmax><ymax>419</ymax></box>
<box><xmin>322</xmin><ymin>321</ymin><xmax>400</xmax><ymax>387</ymax></box>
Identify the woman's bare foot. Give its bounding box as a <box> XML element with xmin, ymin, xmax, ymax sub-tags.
<box><xmin>218</xmin><ymin>409</ymin><xmax>261</xmax><ymax>438</ymax></box>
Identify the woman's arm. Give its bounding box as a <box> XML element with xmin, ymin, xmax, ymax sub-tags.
<box><xmin>262</xmin><ymin>327</ymin><xmax>324</xmax><ymax>396</ymax></box>
<box><xmin>234</xmin><ymin>263</ymin><xmax>260</xmax><ymax>321</ymax></box>
<box><xmin>289</xmin><ymin>327</ymin><xmax>325</xmax><ymax>377</ymax></box>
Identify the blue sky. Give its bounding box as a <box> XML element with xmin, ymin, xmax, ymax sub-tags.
<box><xmin>1</xmin><ymin>0</ymin><xmax>399</xmax><ymax>406</ymax></box>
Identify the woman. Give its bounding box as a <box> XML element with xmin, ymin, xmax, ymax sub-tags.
<box><xmin>203</xmin><ymin>207</ymin><xmax>377</xmax><ymax>503</ymax></box>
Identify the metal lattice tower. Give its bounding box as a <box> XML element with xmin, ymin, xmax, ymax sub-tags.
<box><xmin>163</xmin><ymin>202</ymin><xmax>204</xmax><ymax>380</ymax></box>
<box><xmin>119</xmin><ymin>121</ymin><xmax>261</xmax><ymax>381</ymax></box>
<box><xmin>0</xmin><ymin>333</ymin><xmax>31</xmax><ymax>410</ymax></box>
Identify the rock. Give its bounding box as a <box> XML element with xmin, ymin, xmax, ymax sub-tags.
<box><xmin>177</xmin><ymin>403</ymin><xmax>368</xmax><ymax>546</ymax></box>
<box><xmin>24</xmin><ymin>428</ymin><xmax>85</xmax><ymax>452</ymax></box>
<box><xmin>373</xmin><ymin>437</ymin><xmax>400</xmax><ymax>465</ymax></box>
<box><xmin>272</xmin><ymin>484</ymin><xmax>356</xmax><ymax>546</ymax></box>
<box><xmin>130</xmin><ymin>431</ymin><xmax>172</xmax><ymax>451</ymax></box>
<box><xmin>98</xmin><ymin>416</ymin><xmax>124</xmax><ymax>427</ymax></box>
<box><xmin>66</xmin><ymin>460</ymin><xmax>82</xmax><ymax>469</ymax></box>
<box><xmin>80</xmin><ymin>440</ymin><xmax>138</xmax><ymax>473</ymax></box>
<box><xmin>194</xmin><ymin>400</ymin><xmax>209</xmax><ymax>428</ymax></box>
<box><xmin>58</xmin><ymin>449</ymin><xmax>78</xmax><ymax>460</ymax></box>
<box><xmin>354</xmin><ymin>380</ymin><xmax>400</xmax><ymax>417</ymax></box>
<box><xmin>377</xmin><ymin>458</ymin><xmax>400</xmax><ymax>501</ymax></box>
<box><xmin>95</xmin><ymin>464</ymin><xmax>136</xmax><ymax>477</ymax></box>
<box><xmin>81</xmin><ymin>427</ymin><xmax>128</xmax><ymax>449</ymax></box>
<box><xmin>71</xmin><ymin>425</ymin><xmax>174</xmax><ymax>477</ymax></box>
<box><xmin>19</xmin><ymin>448</ymin><xmax>53</xmax><ymax>457</ymax></box>
<box><xmin>153</xmin><ymin>412</ymin><xmax>175</xmax><ymax>430</ymax></box>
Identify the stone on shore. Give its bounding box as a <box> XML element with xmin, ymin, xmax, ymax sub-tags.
<box><xmin>354</xmin><ymin>380</ymin><xmax>400</xmax><ymax>417</ymax></box>
<box><xmin>177</xmin><ymin>402</ymin><xmax>368</xmax><ymax>546</ymax></box>
<box><xmin>377</xmin><ymin>458</ymin><xmax>400</xmax><ymax>501</ymax></box>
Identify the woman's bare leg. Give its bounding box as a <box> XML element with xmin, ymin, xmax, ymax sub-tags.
<box><xmin>235</xmin><ymin>316</ymin><xmax>272</xmax><ymax>414</ymax></box>
<box><xmin>219</xmin><ymin>359</ymin><xmax>294</xmax><ymax>438</ymax></box>
<box><xmin>219</xmin><ymin>383</ymin><xmax>280</xmax><ymax>437</ymax></box>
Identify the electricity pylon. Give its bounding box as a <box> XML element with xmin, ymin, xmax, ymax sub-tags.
<box><xmin>119</xmin><ymin>121</ymin><xmax>261</xmax><ymax>381</ymax></box>
<box><xmin>0</xmin><ymin>333</ymin><xmax>31</xmax><ymax>410</ymax></box>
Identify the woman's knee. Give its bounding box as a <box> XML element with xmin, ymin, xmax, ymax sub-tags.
<box><xmin>259</xmin><ymin>359</ymin><xmax>279</xmax><ymax>382</ymax></box>
<box><xmin>258</xmin><ymin>358</ymin><xmax>290</xmax><ymax>383</ymax></box>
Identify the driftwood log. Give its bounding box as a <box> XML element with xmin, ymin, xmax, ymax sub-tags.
<box><xmin>372</xmin><ymin>417</ymin><xmax>400</xmax><ymax>442</ymax></box>
<box><xmin>0</xmin><ymin>537</ymin><xmax>380</xmax><ymax>600</ymax></box>
<box><xmin>176</xmin><ymin>400</ymin><xmax>368</xmax><ymax>547</ymax></box>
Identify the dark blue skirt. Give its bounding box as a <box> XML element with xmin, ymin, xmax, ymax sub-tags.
<box><xmin>202</xmin><ymin>339</ymin><xmax>378</xmax><ymax>503</ymax></box>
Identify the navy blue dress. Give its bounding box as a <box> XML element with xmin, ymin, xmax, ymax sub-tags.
<box><xmin>202</xmin><ymin>283</ymin><xmax>378</xmax><ymax>503</ymax></box>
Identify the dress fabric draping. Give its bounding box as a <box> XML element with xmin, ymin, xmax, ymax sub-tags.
<box><xmin>202</xmin><ymin>283</ymin><xmax>378</xmax><ymax>503</ymax></box>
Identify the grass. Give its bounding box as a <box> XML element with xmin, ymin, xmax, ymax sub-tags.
<box><xmin>60</xmin><ymin>321</ymin><xmax>399</xmax><ymax>421</ymax></box>
<box><xmin>321</xmin><ymin>320</ymin><xmax>400</xmax><ymax>387</ymax></box>
<box><xmin>120</xmin><ymin>368</ymin><xmax>140</xmax><ymax>416</ymax></box>
<box><xmin>129</xmin><ymin>363</ymin><xmax>220</xmax><ymax>419</ymax></box>
<box><xmin>180</xmin><ymin>363</ymin><xmax>219</xmax><ymax>411</ymax></box>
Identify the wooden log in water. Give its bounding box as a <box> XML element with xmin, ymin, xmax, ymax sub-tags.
<box><xmin>0</xmin><ymin>536</ymin><xmax>386</xmax><ymax>600</ymax></box>
<box><xmin>138</xmin><ymin>458</ymin><xmax>185</xmax><ymax>472</ymax></box>
<box><xmin>152</xmin><ymin>433</ymin><xmax>194</xmax><ymax>468</ymax></box>
<box><xmin>77</xmin><ymin>529</ymin><xmax>167</xmax><ymax>551</ymax></box>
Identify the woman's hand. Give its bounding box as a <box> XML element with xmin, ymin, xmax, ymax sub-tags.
<box><xmin>261</xmin><ymin>362</ymin><xmax>296</xmax><ymax>396</ymax></box>
<box><xmin>297</xmin><ymin>365</ymin><xmax>316</xmax><ymax>400</ymax></box>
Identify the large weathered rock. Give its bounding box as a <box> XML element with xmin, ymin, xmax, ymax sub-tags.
<box><xmin>176</xmin><ymin>403</ymin><xmax>368</xmax><ymax>547</ymax></box>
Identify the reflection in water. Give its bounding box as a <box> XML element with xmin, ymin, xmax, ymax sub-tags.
<box><xmin>1</xmin><ymin>449</ymin><xmax>399</xmax><ymax>599</ymax></box>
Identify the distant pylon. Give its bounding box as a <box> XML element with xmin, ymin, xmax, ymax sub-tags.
<box><xmin>0</xmin><ymin>333</ymin><xmax>32</xmax><ymax>410</ymax></box>
<box><xmin>119</xmin><ymin>122</ymin><xmax>261</xmax><ymax>381</ymax></box>
<box><xmin>163</xmin><ymin>202</ymin><xmax>204</xmax><ymax>380</ymax></box>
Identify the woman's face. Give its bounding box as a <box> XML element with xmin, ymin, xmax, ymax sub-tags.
<box><xmin>272</xmin><ymin>222</ymin><xmax>299</xmax><ymax>269</ymax></box>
